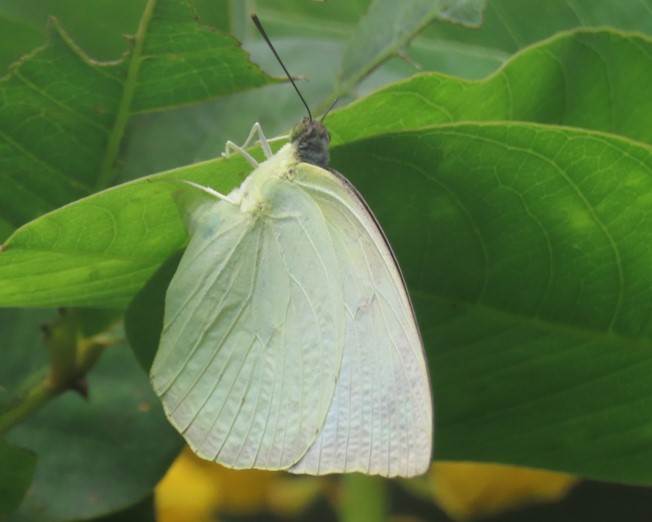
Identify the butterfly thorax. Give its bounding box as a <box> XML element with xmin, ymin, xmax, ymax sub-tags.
<box><xmin>232</xmin><ymin>118</ymin><xmax>331</xmax><ymax>214</ymax></box>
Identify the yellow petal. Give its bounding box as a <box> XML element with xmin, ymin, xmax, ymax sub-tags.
<box><xmin>431</xmin><ymin>461</ymin><xmax>578</xmax><ymax>521</ymax></box>
<box><xmin>155</xmin><ymin>448</ymin><xmax>222</xmax><ymax>522</ymax></box>
<box><xmin>156</xmin><ymin>447</ymin><xmax>286</xmax><ymax>521</ymax></box>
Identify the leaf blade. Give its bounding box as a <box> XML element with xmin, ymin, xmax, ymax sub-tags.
<box><xmin>333</xmin><ymin>123</ymin><xmax>652</xmax><ymax>484</ymax></box>
<box><xmin>0</xmin><ymin>440</ymin><xmax>36</xmax><ymax>518</ymax></box>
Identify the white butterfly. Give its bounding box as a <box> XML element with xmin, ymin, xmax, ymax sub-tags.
<box><xmin>150</xmin><ymin>14</ymin><xmax>432</xmax><ymax>477</ymax></box>
<box><xmin>150</xmin><ymin>116</ymin><xmax>433</xmax><ymax>477</ymax></box>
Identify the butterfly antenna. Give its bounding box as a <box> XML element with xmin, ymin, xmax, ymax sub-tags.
<box><xmin>251</xmin><ymin>14</ymin><xmax>313</xmax><ymax>121</ymax></box>
<box><xmin>320</xmin><ymin>97</ymin><xmax>340</xmax><ymax>122</ymax></box>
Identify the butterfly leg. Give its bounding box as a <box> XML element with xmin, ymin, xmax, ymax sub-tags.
<box><xmin>223</xmin><ymin>141</ymin><xmax>259</xmax><ymax>168</ymax></box>
<box><xmin>222</xmin><ymin>122</ymin><xmax>275</xmax><ymax>167</ymax></box>
<box><xmin>177</xmin><ymin>179</ymin><xmax>238</xmax><ymax>205</ymax></box>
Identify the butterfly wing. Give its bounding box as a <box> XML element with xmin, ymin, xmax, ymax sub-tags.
<box><xmin>151</xmin><ymin>179</ymin><xmax>345</xmax><ymax>469</ymax></box>
<box><xmin>288</xmin><ymin>164</ymin><xmax>433</xmax><ymax>477</ymax></box>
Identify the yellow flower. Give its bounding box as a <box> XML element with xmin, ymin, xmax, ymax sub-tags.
<box><xmin>155</xmin><ymin>447</ymin><xmax>324</xmax><ymax>522</ymax></box>
<box><xmin>432</xmin><ymin>462</ymin><xmax>577</xmax><ymax>521</ymax></box>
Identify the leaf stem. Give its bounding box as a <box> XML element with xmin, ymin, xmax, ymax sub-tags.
<box><xmin>0</xmin><ymin>378</ymin><xmax>58</xmax><ymax>435</ymax></box>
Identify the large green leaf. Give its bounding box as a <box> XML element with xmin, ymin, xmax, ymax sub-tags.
<box><xmin>125</xmin><ymin>250</ymin><xmax>183</xmax><ymax>372</ymax></box>
<box><xmin>0</xmin><ymin>0</ymin><xmax>276</xmax><ymax>231</ymax></box>
<box><xmin>0</xmin><ymin>159</ymin><xmax>247</xmax><ymax>307</ymax></box>
<box><xmin>0</xmin><ymin>440</ymin><xmax>35</xmax><ymax>518</ymax></box>
<box><xmin>332</xmin><ymin>123</ymin><xmax>652</xmax><ymax>484</ymax></box>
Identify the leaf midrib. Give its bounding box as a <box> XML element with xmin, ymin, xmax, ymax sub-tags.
<box><xmin>95</xmin><ymin>0</ymin><xmax>157</xmax><ymax>190</ymax></box>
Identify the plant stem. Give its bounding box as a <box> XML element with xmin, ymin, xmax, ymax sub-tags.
<box><xmin>0</xmin><ymin>316</ymin><xmax>118</xmax><ymax>436</ymax></box>
<box><xmin>0</xmin><ymin>378</ymin><xmax>59</xmax><ymax>435</ymax></box>
<box><xmin>340</xmin><ymin>474</ymin><xmax>388</xmax><ymax>522</ymax></box>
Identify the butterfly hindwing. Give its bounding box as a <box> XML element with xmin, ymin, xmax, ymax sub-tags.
<box><xmin>288</xmin><ymin>164</ymin><xmax>433</xmax><ymax>477</ymax></box>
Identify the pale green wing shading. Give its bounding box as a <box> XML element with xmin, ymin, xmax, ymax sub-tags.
<box><xmin>289</xmin><ymin>164</ymin><xmax>433</xmax><ymax>477</ymax></box>
<box><xmin>151</xmin><ymin>179</ymin><xmax>345</xmax><ymax>470</ymax></box>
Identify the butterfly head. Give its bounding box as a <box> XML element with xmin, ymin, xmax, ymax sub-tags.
<box><xmin>290</xmin><ymin>117</ymin><xmax>331</xmax><ymax>169</ymax></box>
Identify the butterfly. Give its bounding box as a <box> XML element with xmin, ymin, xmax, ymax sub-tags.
<box><xmin>150</xmin><ymin>15</ymin><xmax>433</xmax><ymax>478</ymax></box>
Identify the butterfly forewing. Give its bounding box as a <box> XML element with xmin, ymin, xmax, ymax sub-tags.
<box><xmin>151</xmin><ymin>179</ymin><xmax>345</xmax><ymax>469</ymax></box>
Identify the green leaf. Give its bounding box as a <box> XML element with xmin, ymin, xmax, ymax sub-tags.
<box><xmin>129</xmin><ymin>0</ymin><xmax>269</xmax><ymax>114</ymax></box>
<box><xmin>338</xmin><ymin>0</ymin><xmax>484</xmax><ymax>94</ymax></box>
<box><xmin>332</xmin><ymin>122</ymin><xmax>652</xmax><ymax>484</ymax></box>
<box><xmin>0</xmin><ymin>14</ymin><xmax>43</xmax><ymax>73</ymax></box>
<box><xmin>0</xmin><ymin>440</ymin><xmax>36</xmax><ymax>518</ymax></box>
<box><xmin>329</xmin><ymin>29</ymin><xmax>652</xmax><ymax>146</ymax></box>
<box><xmin>0</xmin><ymin>0</ymin><xmax>147</xmax><ymax>70</ymax></box>
<box><xmin>5</xmin><ymin>343</ymin><xmax>182</xmax><ymax>521</ymax></box>
<box><xmin>0</xmin><ymin>0</ymin><xmax>276</xmax><ymax>230</ymax></box>
<box><xmin>87</xmin><ymin>494</ymin><xmax>156</xmax><ymax>522</ymax></box>
<box><xmin>251</xmin><ymin>0</ymin><xmax>652</xmax><ymax>86</ymax></box>
<box><xmin>413</xmin><ymin>0</ymin><xmax>652</xmax><ymax>79</ymax></box>
<box><xmin>0</xmin><ymin>158</ymin><xmax>247</xmax><ymax>307</ymax></box>
<box><xmin>125</xmin><ymin>250</ymin><xmax>183</xmax><ymax>372</ymax></box>
<box><xmin>0</xmin><ymin>309</ymin><xmax>51</xmax><ymax>396</ymax></box>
